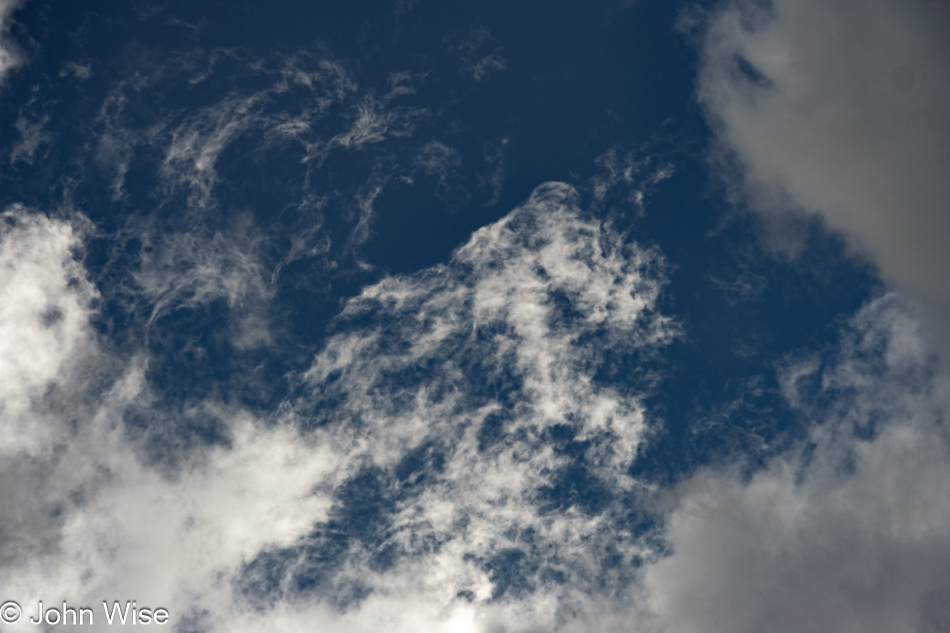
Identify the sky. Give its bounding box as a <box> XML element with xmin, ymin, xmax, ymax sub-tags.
<box><xmin>0</xmin><ymin>1</ymin><xmax>948</xmax><ymax>632</ymax></box>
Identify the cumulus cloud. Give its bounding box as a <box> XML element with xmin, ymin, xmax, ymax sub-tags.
<box><xmin>643</xmin><ymin>293</ymin><xmax>950</xmax><ymax>633</ymax></box>
<box><xmin>9</xmin><ymin>184</ymin><xmax>945</xmax><ymax>633</ymax></box>
<box><xmin>0</xmin><ymin>207</ymin><xmax>97</xmax><ymax>456</ymax></box>
<box><xmin>695</xmin><ymin>0</ymin><xmax>950</xmax><ymax>357</ymax></box>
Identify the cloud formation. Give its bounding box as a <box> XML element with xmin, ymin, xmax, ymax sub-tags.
<box><xmin>0</xmin><ymin>0</ymin><xmax>23</xmax><ymax>87</ymax></box>
<box><xmin>0</xmin><ymin>184</ymin><xmax>678</xmax><ymax>632</ymax></box>
<box><xmin>247</xmin><ymin>182</ymin><xmax>678</xmax><ymax>629</ymax></box>
<box><xmin>4</xmin><ymin>187</ymin><xmax>947</xmax><ymax>633</ymax></box>
<box><xmin>0</xmin><ymin>207</ymin><xmax>97</xmax><ymax>456</ymax></box>
<box><xmin>695</xmin><ymin>0</ymin><xmax>950</xmax><ymax>357</ymax></box>
<box><xmin>643</xmin><ymin>293</ymin><xmax>950</xmax><ymax>633</ymax></box>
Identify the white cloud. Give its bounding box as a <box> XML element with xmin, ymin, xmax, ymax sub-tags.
<box><xmin>591</xmin><ymin>149</ymin><xmax>674</xmax><ymax>212</ymax></box>
<box><xmin>60</xmin><ymin>60</ymin><xmax>92</xmax><ymax>80</ymax></box>
<box><xmin>0</xmin><ymin>366</ymin><xmax>342</xmax><ymax>633</ymax></box>
<box><xmin>642</xmin><ymin>293</ymin><xmax>950</xmax><ymax>633</ymax></box>
<box><xmin>322</xmin><ymin>90</ymin><xmax>425</xmax><ymax>159</ymax></box>
<box><xmin>0</xmin><ymin>184</ymin><xmax>680</xmax><ymax>633</ymax></box>
<box><xmin>695</xmin><ymin>0</ymin><xmax>950</xmax><ymax>358</ymax></box>
<box><xmin>267</xmin><ymin>182</ymin><xmax>678</xmax><ymax>629</ymax></box>
<box><xmin>11</xmin><ymin>183</ymin><xmax>946</xmax><ymax>633</ymax></box>
<box><xmin>0</xmin><ymin>210</ymin><xmax>338</xmax><ymax>630</ymax></box>
<box><xmin>0</xmin><ymin>206</ymin><xmax>97</xmax><ymax>456</ymax></box>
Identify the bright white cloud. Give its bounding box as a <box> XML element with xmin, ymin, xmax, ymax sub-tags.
<box><xmin>0</xmin><ymin>207</ymin><xmax>97</xmax><ymax>456</ymax></box>
<box><xmin>0</xmin><ymin>184</ymin><xmax>678</xmax><ymax>632</ymax></box>
<box><xmin>695</xmin><ymin>0</ymin><xmax>950</xmax><ymax>358</ymax></box>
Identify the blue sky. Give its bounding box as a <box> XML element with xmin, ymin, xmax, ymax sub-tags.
<box><xmin>0</xmin><ymin>1</ymin><xmax>949</xmax><ymax>632</ymax></box>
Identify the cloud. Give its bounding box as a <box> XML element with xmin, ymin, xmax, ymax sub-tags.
<box><xmin>591</xmin><ymin>149</ymin><xmax>674</xmax><ymax>213</ymax></box>
<box><xmin>160</xmin><ymin>94</ymin><xmax>265</xmax><ymax>211</ymax></box>
<box><xmin>0</xmin><ymin>0</ymin><xmax>23</xmax><ymax>88</ymax></box>
<box><xmin>131</xmin><ymin>212</ymin><xmax>274</xmax><ymax>351</ymax></box>
<box><xmin>695</xmin><ymin>0</ymin><xmax>950</xmax><ymax>358</ymax></box>
<box><xmin>446</xmin><ymin>27</ymin><xmax>507</xmax><ymax>82</ymax></box>
<box><xmin>317</xmin><ymin>75</ymin><xmax>427</xmax><ymax>163</ymax></box>
<box><xmin>0</xmin><ymin>184</ymin><xmax>679</xmax><ymax>632</ymax></box>
<box><xmin>0</xmin><ymin>209</ymin><xmax>343</xmax><ymax>632</ymax></box>
<box><xmin>642</xmin><ymin>293</ymin><xmax>950</xmax><ymax>633</ymax></box>
<box><xmin>60</xmin><ymin>60</ymin><xmax>92</xmax><ymax>80</ymax></box>
<box><xmin>10</xmin><ymin>113</ymin><xmax>51</xmax><ymax>164</ymax></box>
<box><xmin>254</xmin><ymin>182</ymin><xmax>678</xmax><ymax>629</ymax></box>
<box><xmin>415</xmin><ymin>141</ymin><xmax>461</xmax><ymax>183</ymax></box>
<box><xmin>480</xmin><ymin>138</ymin><xmax>508</xmax><ymax>206</ymax></box>
<box><xmin>0</xmin><ymin>206</ymin><xmax>98</xmax><ymax>456</ymax></box>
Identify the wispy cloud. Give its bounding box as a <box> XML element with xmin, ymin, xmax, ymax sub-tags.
<box><xmin>248</xmin><ymin>182</ymin><xmax>678</xmax><ymax>628</ymax></box>
<box><xmin>643</xmin><ymin>292</ymin><xmax>950</xmax><ymax>633</ymax></box>
<box><xmin>414</xmin><ymin>141</ymin><xmax>461</xmax><ymax>183</ymax></box>
<box><xmin>59</xmin><ymin>60</ymin><xmax>92</xmax><ymax>80</ymax></box>
<box><xmin>446</xmin><ymin>26</ymin><xmax>507</xmax><ymax>82</ymax></box>
<box><xmin>0</xmin><ymin>185</ymin><xmax>680</xmax><ymax>633</ymax></box>
<box><xmin>9</xmin><ymin>112</ymin><xmax>51</xmax><ymax>164</ymax></box>
<box><xmin>160</xmin><ymin>93</ymin><xmax>265</xmax><ymax>211</ymax></box>
<box><xmin>591</xmin><ymin>149</ymin><xmax>674</xmax><ymax>213</ymax></box>
<box><xmin>0</xmin><ymin>0</ymin><xmax>24</xmax><ymax>88</ymax></box>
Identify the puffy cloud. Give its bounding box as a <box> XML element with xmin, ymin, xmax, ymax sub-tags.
<box><xmin>695</xmin><ymin>0</ymin><xmax>950</xmax><ymax>358</ymax></box>
<box><xmin>643</xmin><ymin>293</ymin><xmax>950</xmax><ymax>633</ymax></box>
<box><xmin>0</xmin><ymin>207</ymin><xmax>97</xmax><ymax>456</ymax></box>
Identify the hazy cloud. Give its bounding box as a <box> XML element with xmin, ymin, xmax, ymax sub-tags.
<box><xmin>0</xmin><ymin>0</ymin><xmax>23</xmax><ymax>88</ymax></box>
<box><xmin>10</xmin><ymin>113</ymin><xmax>51</xmax><ymax>164</ymax></box>
<box><xmin>60</xmin><ymin>60</ymin><xmax>92</xmax><ymax>80</ymax></box>
<box><xmin>644</xmin><ymin>293</ymin><xmax>950</xmax><ymax>633</ymax></box>
<box><xmin>446</xmin><ymin>27</ymin><xmax>507</xmax><ymax>82</ymax></box>
<box><xmin>695</xmin><ymin>0</ymin><xmax>950</xmax><ymax>358</ymax></box>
